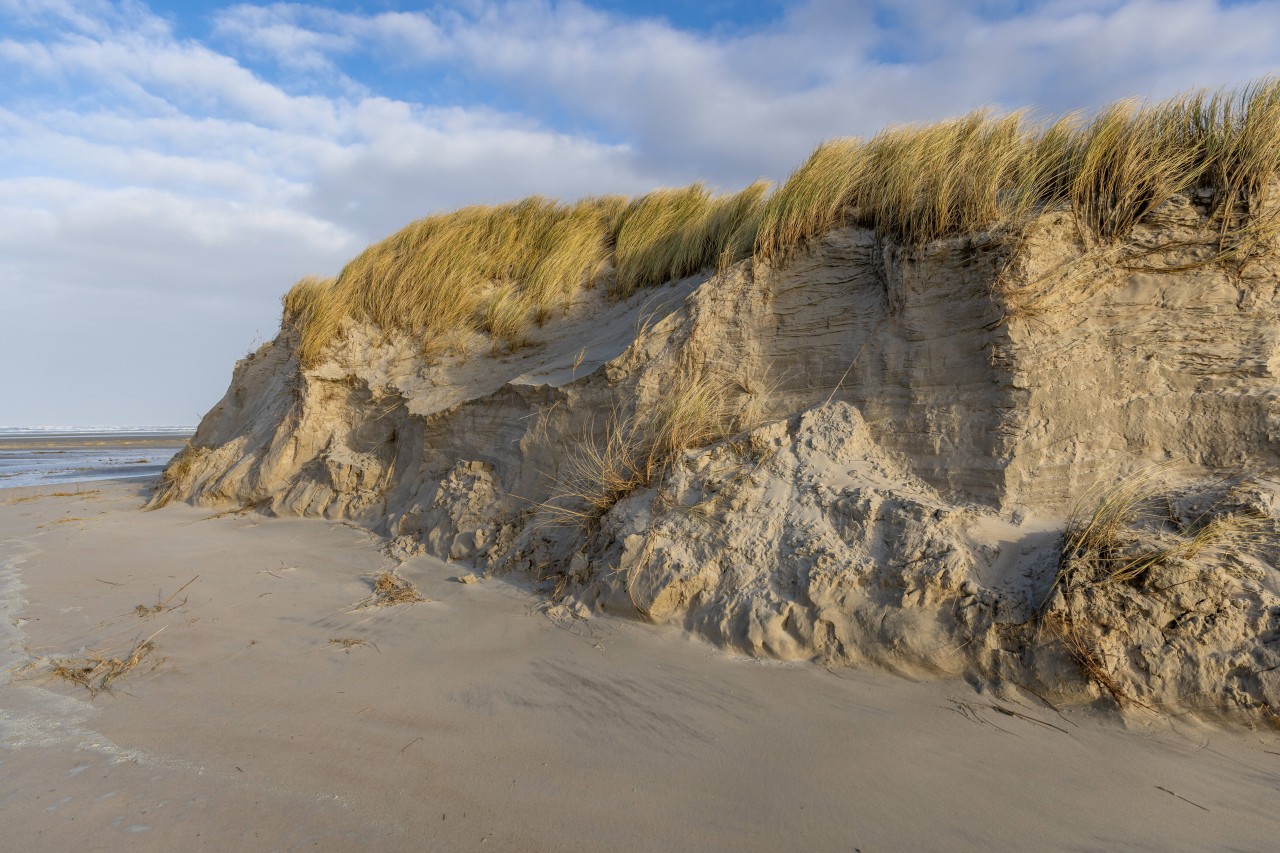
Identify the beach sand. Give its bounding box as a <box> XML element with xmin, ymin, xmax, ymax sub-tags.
<box><xmin>2</xmin><ymin>482</ymin><xmax>1278</xmax><ymax>850</ymax></box>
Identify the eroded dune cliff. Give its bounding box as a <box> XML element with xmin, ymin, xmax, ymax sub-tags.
<box><xmin>156</xmin><ymin>84</ymin><xmax>1280</xmax><ymax>725</ymax></box>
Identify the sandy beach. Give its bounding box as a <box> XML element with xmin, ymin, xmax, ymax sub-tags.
<box><xmin>1</xmin><ymin>480</ymin><xmax>1278</xmax><ymax>850</ymax></box>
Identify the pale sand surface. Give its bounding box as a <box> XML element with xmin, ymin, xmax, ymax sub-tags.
<box><xmin>2</xmin><ymin>483</ymin><xmax>1279</xmax><ymax>851</ymax></box>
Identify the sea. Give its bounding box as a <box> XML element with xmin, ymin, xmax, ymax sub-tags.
<box><xmin>0</xmin><ymin>426</ymin><xmax>195</xmax><ymax>490</ymax></box>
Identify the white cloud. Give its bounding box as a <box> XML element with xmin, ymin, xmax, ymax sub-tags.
<box><xmin>2</xmin><ymin>0</ymin><xmax>1279</xmax><ymax>424</ymax></box>
<box><xmin>211</xmin><ymin>3</ymin><xmax>451</xmax><ymax>74</ymax></box>
<box><xmin>212</xmin><ymin>4</ymin><xmax>359</xmax><ymax>72</ymax></box>
<box><xmin>190</xmin><ymin>0</ymin><xmax>1280</xmax><ymax>185</ymax></box>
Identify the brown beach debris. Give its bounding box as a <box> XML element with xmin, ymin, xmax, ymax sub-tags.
<box><xmin>354</xmin><ymin>570</ymin><xmax>426</xmax><ymax>608</ymax></box>
<box><xmin>47</xmin><ymin>629</ymin><xmax>165</xmax><ymax>697</ymax></box>
<box><xmin>328</xmin><ymin>637</ymin><xmax>378</xmax><ymax>653</ymax></box>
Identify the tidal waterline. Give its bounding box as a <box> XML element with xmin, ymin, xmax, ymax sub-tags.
<box><xmin>0</xmin><ymin>427</ymin><xmax>193</xmax><ymax>489</ymax></box>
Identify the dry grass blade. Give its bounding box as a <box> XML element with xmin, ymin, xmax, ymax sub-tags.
<box><xmin>48</xmin><ymin>629</ymin><xmax>165</xmax><ymax>697</ymax></box>
<box><xmin>948</xmin><ymin>699</ymin><xmax>1070</xmax><ymax>735</ymax></box>
<box><xmin>133</xmin><ymin>574</ymin><xmax>199</xmax><ymax>617</ymax></box>
<box><xmin>328</xmin><ymin>637</ymin><xmax>378</xmax><ymax>653</ymax></box>
<box><xmin>354</xmin><ymin>570</ymin><xmax>426</xmax><ymax>608</ymax></box>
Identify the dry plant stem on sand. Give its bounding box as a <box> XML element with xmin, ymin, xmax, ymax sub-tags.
<box><xmin>328</xmin><ymin>637</ymin><xmax>378</xmax><ymax>653</ymax></box>
<box><xmin>277</xmin><ymin>79</ymin><xmax>1280</xmax><ymax>368</ymax></box>
<box><xmin>134</xmin><ymin>574</ymin><xmax>198</xmax><ymax>617</ymax></box>
<box><xmin>48</xmin><ymin>629</ymin><xmax>165</xmax><ymax>697</ymax></box>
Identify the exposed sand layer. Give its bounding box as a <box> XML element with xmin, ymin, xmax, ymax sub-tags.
<box><xmin>156</xmin><ymin>204</ymin><xmax>1280</xmax><ymax>722</ymax></box>
<box><xmin>3</xmin><ymin>482</ymin><xmax>1280</xmax><ymax>850</ymax></box>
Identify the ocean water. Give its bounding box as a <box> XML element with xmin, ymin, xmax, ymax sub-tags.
<box><xmin>0</xmin><ymin>426</ymin><xmax>194</xmax><ymax>490</ymax></box>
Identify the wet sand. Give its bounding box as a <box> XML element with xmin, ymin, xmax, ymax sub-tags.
<box><xmin>0</xmin><ymin>431</ymin><xmax>190</xmax><ymax>489</ymax></box>
<box><xmin>2</xmin><ymin>481</ymin><xmax>1279</xmax><ymax>850</ymax></box>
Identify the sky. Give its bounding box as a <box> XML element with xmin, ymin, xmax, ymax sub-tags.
<box><xmin>2</xmin><ymin>0</ymin><xmax>1279</xmax><ymax>426</ymax></box>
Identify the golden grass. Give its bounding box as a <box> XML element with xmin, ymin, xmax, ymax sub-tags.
<box><xmin>481</xmin><ymin>283</ymin><xmax>532</xmax><ymax>354</ymax></box>
<box><xmin>525</xmin><ymin>195</ymin><xmax>627</xmax><ymax>323</ymax></box>
<box><xmin>282</xmin><ymin>79</ymin><xmax>1280</xmax><ymax>365</ymax></box>
<box><xmin>859</xmin><ymin>110</ymin><xmax>1037</xmax><ymax>247</ymax></box>
<box><xmin>758</xmin><ymin>79</ymin><xmax>1280</xmax><ymax>255</ymax></box>
<box><xmin>282</xmin><ymin>275</ymin><xmax>342</xmax><ymax>367</ymax></box>
<box><xmin>287</xmin><ymin>196</ymin><xmax>621</xmax><ymax>365</ymax></box>
<box><xmin>613</xmin><ymin>181</ymin><xmax>771</xmax><ymax>296</ymax></box>
<box><xmin>753</xmin><ymin>139</ymin><xmax>865</xmax><ymax>262</ymax></box>
<box><xmin>1175</xmin><ymin>80</ymin><xmax>1280</xmax><ymax>260</ymax></box>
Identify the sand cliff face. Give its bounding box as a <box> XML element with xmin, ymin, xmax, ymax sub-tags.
<box><xmin>158</xmin><ymin>204</ymin><xmax>1280</xmax><ymax>724</ymax></box>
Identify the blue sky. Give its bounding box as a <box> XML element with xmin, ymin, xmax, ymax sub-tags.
<box><xmin>2</xmin><ymin>0</ymin><xmax>1279</xmax><ymax>426</ymax></box>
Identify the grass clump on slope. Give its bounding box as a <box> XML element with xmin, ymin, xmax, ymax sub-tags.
<box><xmin>285</xmin><ymin>79</ymin><xmax>1280</xmax><ymax>365</ymax></box>
<box><xmin>538</xmin><ymin>370</ymin><xmax>745</xmax><ymax>529</ymax></box>
<box><xmin>1039</xmin><ymin>469</ymin><xmax>1276</xmax><ymax>707</ymax></box>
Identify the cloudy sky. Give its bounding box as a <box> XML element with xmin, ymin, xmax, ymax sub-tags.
<box><xmin>2</xmin><ymin>0</ymin><xmax>1278</xmax><ymax>426</ymax></box>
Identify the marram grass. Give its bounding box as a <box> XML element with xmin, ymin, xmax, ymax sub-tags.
<box><xmin>284</xmin><ymin>79</ymin><xmax>1280</xmax><ymax>365</ymax></box>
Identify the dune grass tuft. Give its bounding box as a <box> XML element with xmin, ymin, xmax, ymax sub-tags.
<box><xmin>758</xmin><ymin>79</ymin><xmax>1280</xmax><ymax>256</ymax></box>
<box><xmin>149</xmin><ymin>443</ymin><xmax>207</xmax><ymax>509</ymax></box>
<box><xmin>525</xmin><ymin>195</ymin><xmax>628</xmax><ymax>324</ymax></box>
<box><xmin>613</xmin><ymin>183</ymin><xmax>770</xmax><ymax>297</ymax></box>
<box><xmin>281</xmin><ymin>79</ymin><xmax>1280</xmax><ymax>366</ymax></box>
<box><xmin>753</xmin><ymin>139</ymin><xmax>866</xmax><ymax>262</ymax></box>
